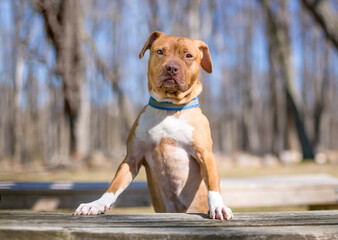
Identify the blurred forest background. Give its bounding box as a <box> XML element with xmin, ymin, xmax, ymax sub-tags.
<box><xmin>0</xmin><ymin>0</ymin><xmax>337</xmax><ymax>171</ymax></box>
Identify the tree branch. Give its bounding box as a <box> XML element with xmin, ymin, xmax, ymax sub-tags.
<box><xmin>301</xmin><ymin>0</ymin><xmax>338</xmax><ymax>49</ymax></box>
<box><xmin>35</xmin><ymin>0</ymin><xmax>62</xmax><ymax>48</ymax></box>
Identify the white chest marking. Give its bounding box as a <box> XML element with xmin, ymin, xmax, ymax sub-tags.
<box><xmin>136</xmin><ymin>106</ymin><xmax>194</xmax><ymax>146</ymax></box>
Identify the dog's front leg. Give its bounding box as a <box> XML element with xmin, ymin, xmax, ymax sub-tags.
<box><xmin>74</xmin><ymin>110</ymin><xmax>146</xmax><ymax>216</ymax></box>
<box><xmin>195</xmin><ymin>149</ymin><xmax>233</xmax><ymax>221</ymax></box>
<box><xmin>74</xmin><ymin>156</ymin><xmax>143</xmax><ymax>215</ymax></box>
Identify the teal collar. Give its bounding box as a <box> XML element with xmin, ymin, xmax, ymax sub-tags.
<box><xmin>148</xmin><ymin>97</ymin><xmax>199</xmax><ymax>111</ymax></box>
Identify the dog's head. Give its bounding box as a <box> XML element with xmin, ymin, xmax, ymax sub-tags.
<box><xmin>139</xmin><ymin>32</ymin><xmax>212</xmax><ymax>104</ymax></box>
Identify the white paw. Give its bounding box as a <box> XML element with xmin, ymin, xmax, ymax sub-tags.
<box><xmin>207</xmin><ymin>191</ymin><xmax>233</xmax><ymax>221</ymax></box>
<box><xmin>74</xmin><ymin>193</ymin><xmax>114</xmax><ymax>215</ymax></box>
<box><xmin>74</xmin><ymin>200</ymin><xmax>107</xmax><ymax>215</ymax></box>
<box><xmin>208</xmin><ymin>205</ymin><xmax>233</xmax><ymax>221</ymax></box>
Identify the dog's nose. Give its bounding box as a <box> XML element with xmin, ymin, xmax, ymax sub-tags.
<box><xmin>166</xmin><ymin>64</ymin><xmax>180</xmax><ymax>75</ymax></box>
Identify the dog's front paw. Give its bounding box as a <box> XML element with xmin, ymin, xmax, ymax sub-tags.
<box><xmin>208</xmin><ymin>205</ymin><xmax>233</xmax><ymax>221</ymax></box>
<box><xmin>74</xmin><ymin>193</ymin><xmax>114</xmax><ymax>215</ymax></box>
<box><xmin>207</xmin><ymin>191</ymin><xmax>233</xmax><ymax>221</ymax></box>
<box><xmin>74</xmin><ymin>201</ymin><xmax>107</xmax><ymax>215</ymax></box>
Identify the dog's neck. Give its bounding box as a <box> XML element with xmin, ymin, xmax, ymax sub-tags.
<box><xmin>148</xmin><ymin>96</ymin><xmax>200</xmax><ymax>111</ymax></box>
<box><xmin>149</xmin><ymin>80</ymin><xmax>203</xmax><ymax>105</ymax></box>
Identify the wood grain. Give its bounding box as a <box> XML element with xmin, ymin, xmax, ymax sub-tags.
<box><xmin>0</xmin><ymin>210</ymin><xmax>337</xmax><ymax>239</ymax></box>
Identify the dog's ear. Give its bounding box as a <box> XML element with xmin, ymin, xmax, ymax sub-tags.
<box><xmin>199</xmin><ymin>41</ymin><xmax>212</xmax><ymax>73</ymax></box>
<box><xmin>139</xmin><ymin>31</ymin><xmax>164</xmax><ymax>59</ymax></box>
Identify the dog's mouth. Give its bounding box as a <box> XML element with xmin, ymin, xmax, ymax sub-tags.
<box><xmin>159</xmin><ymin>76</ymin><xmax>187</xmax><ymax>92</ymax></box>
<box><xmin>162</xmin><ymin>78</ymin><xmax>177</xmax><ymax>86</ymax></box>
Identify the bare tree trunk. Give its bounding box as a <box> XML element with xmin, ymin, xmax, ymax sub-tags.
<box><xmin>76</xmin><ymin>81</ymin><xmax>90</xmax><ymax>155</ymax></box>
<box><xmin>301</xmin><ymin>9</ymin><xmax>309</xmax><ymax>124</ymax></box>
<box><xmin>147</xmin><ymin>0</ymin><xmax>163</xmax><ymax>32</ymax></box>
<box><xmin>36</xmin><ymin>0</ymin><xmax>89</xmax><ymax>159</ymax></box>
<box><xmin>241</xmin><ymin>3</ymin><xmax>259</xmax><ymax>154</ymax></box>
<box><xmin>13</xmin><ymin>49</ymin><xmax>24</xmax><ymax>164</ymax></box>
<box><xmin>266</xmin><ymin>27</ymin><xmax>284</xmax><ymax>155</ymax></box>
<box><xmin>261</xmin><ymin>0</ymin><xmax>314</xmax><ymax>160</ymax></box>
<box><xmin>313</xmin><ymin>41</ymin><xmax>329</xmax><ymax>150</ymax></box>
<box><xmin>12</xmin><ymin>2</ymin><xmax>25</xmax><ymax>164</ymax></box>
<box><xmin>188</xmin><ymin>0</ymin><xmax>201</xmax><ymax>40</ymax></box>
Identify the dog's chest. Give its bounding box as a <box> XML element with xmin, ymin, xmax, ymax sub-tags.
<box><xmin>135</xmin><ymin>106</ymin><xmax>194</xmax><ymax>146</ymax></box>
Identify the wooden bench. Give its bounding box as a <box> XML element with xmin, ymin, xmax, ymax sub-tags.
<box><xmin>0</xmin><ymin>174</ymin><xmax>337</xmax><ymax>210</ymax></box>
<box><xmin>0</xmin><ymin>210</ymin><xmax>337</xmax><ymax>239</ymax></box>
<box><xmin>220</xmin><ymin>174</ymin><xmax>338</xmax><ymax>208</ymax></box>
<box><xmin>0</xmin><ymin>181</ymin><xmax>151</xmax><ymax>210</ymax></box>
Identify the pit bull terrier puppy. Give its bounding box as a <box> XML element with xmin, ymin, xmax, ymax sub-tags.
<box><xmin>74</xmin><ymin>32</ymin><xmax>233</xmax><ymax>220</ymax></box>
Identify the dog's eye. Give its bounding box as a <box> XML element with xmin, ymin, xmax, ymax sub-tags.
<box><xmin>156</xmin><ymin>49</ymin><xmax>164</xmax><ymax>55</ymax></box>
<box><xmin>186</xmin><ymin>53</ymin><xmax>193</xmax><ymax>58</ymax></box>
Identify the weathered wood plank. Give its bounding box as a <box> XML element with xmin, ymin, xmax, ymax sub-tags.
<box><xmin>0</xmin><ymin>210</ymin><xmax>337</xmax><ymax>239</ymax></box>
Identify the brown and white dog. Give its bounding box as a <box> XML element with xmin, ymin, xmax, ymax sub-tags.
<box><xmin>74</xmin><ymin>32</ymin><xmax>233</xmax><ymax>221</ymax></box>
